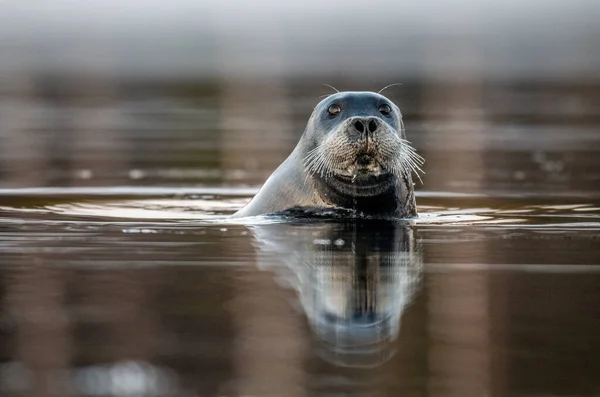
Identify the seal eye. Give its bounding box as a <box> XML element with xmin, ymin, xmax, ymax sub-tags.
<box><xmin>327</xmin><ymin>104</ymin><xmax>341</xmax><ymax>116</ymax></box>
<box><xmin>379</xmin><ymin>104</ymin><xmax>392</xmax><ymax>116</ymax></box>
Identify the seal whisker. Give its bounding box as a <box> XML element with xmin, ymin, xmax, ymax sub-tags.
<box><xmin>400</xmin><ymin>156</ymin><xmax>424</xmax><ymax>184</ymax></box>
<box><xmin>322</xmin><ymin>84</ymin><xmax>340</xmax><ymax>93</ymax></box>
<box><xmin>303</xmin><ymin>146</ymin><xmax>324</xmax><ymax>180</ymax></box>
<box><xmin>312</xmin><ymin>147</ymin><xmax>330</xmax><ymax>178</ymax></box>
<box><xmin>323</xmin><ymin>149</ymin><xmax>339</xmax><ymax>177</ymax></box>
<box><xmin>303</xmin><ymin>146</ymin><xmax>325</xmax><ymax>166</ymax></box>
<box><xmin>318</xmin><ymin>94</ymin><xmax>333</xmax><ymax>99</ymax></box>
<box><xmin>400</xmin><ymin>148</ymin><xmax>425</xmax><ymax>171</ymax></box>
<box><xmin>304</xmin><ymin>147</ymin><xmax>325</xmax><ymax>178</ymax></box>
<box><xmin>406</xmin><ymin>154</ymin><xmax>426</xmax><ymax>173</ymax></box>
<box><xmin>383</xmin><ymin>137</ymin><xmax>425</xmax><ymax>184</ymax></box>
<box><xmin>397</xmin><ymin>138</ymin><xmax>425</xmax><ymax>165</ymax></box>
<box><xmin>378</xmin><ymin>83</ymin><xmax>403</xmax><ymax>94</ymax></box>
<box><xmin>404</xmin><ymin>150</ymin><xmax>425</xmax><ymax>169</ymax></box>
<box><xmin>302</xmin><ymin>146</ymin><xmax>320</xmax><ymax>164</ymax></box>
<box><xmin>313</xmin><ymin>157</ymin><xmax>324</xmax><ymax>177</ymax></box>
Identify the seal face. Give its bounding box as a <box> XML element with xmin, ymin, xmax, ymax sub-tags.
<box><xmin>232</xmin><ymin>91</ymin><xmax>423</xmax><ymax>218</ymax></box>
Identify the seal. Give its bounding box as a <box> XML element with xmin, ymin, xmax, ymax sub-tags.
<box><xmin>232</xmin><ymin>91</ymin><xmax>423</xmax><ymax>218</ymax></box>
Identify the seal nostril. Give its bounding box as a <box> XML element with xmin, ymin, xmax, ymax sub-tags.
<box><xmin>354</xmin><ymin>120</ymin><xmax>365</xmax><ymax>133</ymax></box>
<box><xmin>368</xmin><ymin>120</ymin><xmax>378</xmax><ymax>133</ymax></box>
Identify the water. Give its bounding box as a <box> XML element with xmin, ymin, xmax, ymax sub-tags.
<box><xmin>1</xmin><ymin>33</ymin><xmax>600</xmax><ymax>394</ymax></box>
<box><xmin>1</xmin><ymin>112</ymin><xmax>600</xmax><ymax>397</ymax></box>
<box><xmin>1</xmin><ymin>186</ymin><xmax>599</xmax><ymax>396</ymax></box>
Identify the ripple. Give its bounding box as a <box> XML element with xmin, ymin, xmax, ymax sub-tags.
<box><xmin>0</xmin><ymin>187</ymin><xmax>598</xmax><ymax>229</ymax></box>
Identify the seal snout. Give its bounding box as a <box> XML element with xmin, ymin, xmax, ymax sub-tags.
<box><xmin>346</xmin><ymin>116</ymin><xmax>383</xmax><ymax>158</ymax></box>
<box><xmin>350</xmin><ymin>117</ymin><xmax>381</xmax><ymax>136</ymax></box>
<box><xmin>343</xmin><ymin>116</ymin><xmax>385</xmax><ymax>170</ymax></box>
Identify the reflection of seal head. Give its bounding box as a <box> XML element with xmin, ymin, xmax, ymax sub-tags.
<box><xmin>233</xmin><ymin>91</ymin><xmax>423</xmax><ymax>218</ymax></box>
<box><xmin>249</xmin><ymin>219</ymin><xmax>422</xmax><ymax>367</ymax></box>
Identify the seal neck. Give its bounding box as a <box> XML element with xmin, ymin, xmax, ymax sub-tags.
<box><xmin>313</xmin><ymin>175</ymin><xmax>402</xmax><ymax>218</ymax></box>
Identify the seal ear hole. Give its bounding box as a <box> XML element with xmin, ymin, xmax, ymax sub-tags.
<box><xmin>379</xmin><ymin>104</ymin><xmax>392</xmax><ymax>117</ymax></box>
<box><xmin>327</xmin><ymin>104</ymin><xmax>341</xmax><ymax>116</ymax></box>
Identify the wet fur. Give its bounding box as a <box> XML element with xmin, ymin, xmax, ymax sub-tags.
<box><xmin>232</xmin><ymin>91</ymin><xmax>423</xmax><ymax>219</ymax></box>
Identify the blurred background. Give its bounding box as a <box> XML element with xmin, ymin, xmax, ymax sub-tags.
<box><xmin>1</xmin><ymin>0</ymin><xmax>599</xmax><ymax>192</ymax></box>
<box><xmin>1</xmin><ymin>1</ymin><xmax>600</xmax><ymax>397</ymax></box>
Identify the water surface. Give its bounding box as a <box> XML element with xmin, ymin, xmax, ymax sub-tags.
<box><xmin>1</xmin><ymin>80</ymin><xmax>600</xmax><ymax>397</ymax></box>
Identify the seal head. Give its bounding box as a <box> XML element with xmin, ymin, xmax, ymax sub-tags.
<box><xmin>233</xmin><ymin>91</ymin><xmax>423</xmax><ymax>218</ymax></box>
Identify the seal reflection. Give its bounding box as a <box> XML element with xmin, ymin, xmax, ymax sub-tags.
<box><xmin>249</xmin><ymin>218</ymin><xmax>422</xmax><ymax>367</ymax></box>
